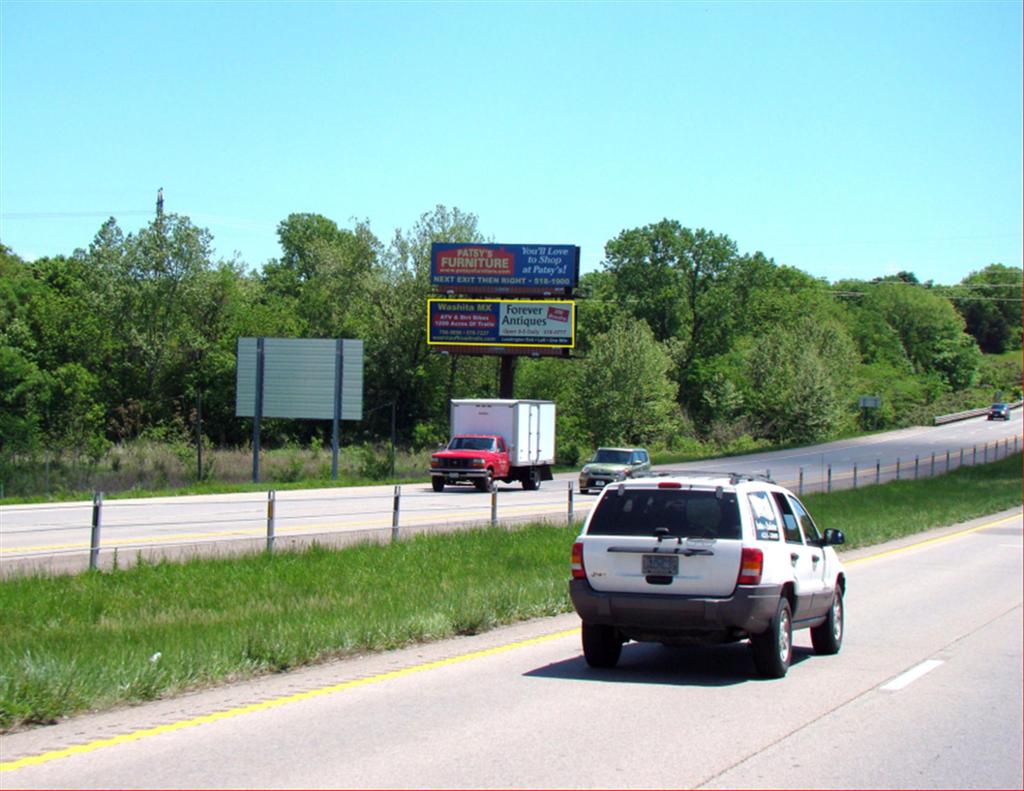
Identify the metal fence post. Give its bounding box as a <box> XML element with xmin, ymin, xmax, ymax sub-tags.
<box><xmin>896</xmin><ymin>458</ymin><xmax>901</xmax><ymax>480</ymax></box>
<box><xmin>391</xmin><ymin>485</ymin><xmax>401</xmax><ymax>542</ymax></box>
<box><xmin>930</xmin><ymin>453</ymin><xmax>935</xmax><ymax>477</ymax></box>
<box><xmin>875</xmin><ymin>460</ymin><xmax>881</xmax><ymax>485</ymax></box>
<box><xmin>766</xmin><ymin>469</ymin><xmax>771</xmax><ymax>481</ymax></box>
<box><xmin>798</xmin><ymin>467</ymin><xmax>804</xmax><ymax>496</ymax></box>
<box><xmin>945</xmin><ymin>450</ymin><xmax>950</xmax><ymax>473</ymax></box>
<box><xmin>972</xmin><ymin>445</ymin><xmax>977</xmax><ymax>465</ymax></box>
<box><xmin>1015</xmin><ymin>435</ymin><xmax>1019</xmax><ymax>454</ymax></box>
<box><xmin>827</xmin><ymin>464</ymin><xmax>832</xmax><ymax>493</ymax></box>
<box><xmin>89</xmin><ymin>491</ymin><xmax>103</xmax><ymax>571</ymax></box>
<box><xmin>853</xmin><ymin>464</ymin><xmax>858</xmax><ymax>489</ymax></box>
<box><xmin>266</xmin><ymin>490</ymin><xmax>276</xmax><ymax>554</ymax></box>
<box><xmin>491</xmin><ymin>488</ymin><xmax>498</xmax><ymax>529</ymax></box>
<box><xmin>567</xmin><ymin>482</ymin><xmax>575</xmax><ymax>526</ymax></box>
<box><xmin>914</xmin><ymin>455</ymin><xmax>919</xmax><ymax>480</ymax></box>
<box><xmin>984</xmin><ymin>443</ymin><xmax>989</xmax><ymax>463</ymax></box>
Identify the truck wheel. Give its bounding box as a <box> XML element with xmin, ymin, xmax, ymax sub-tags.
<box><xmin>431</xmin><ymin>478</ymin><xmax>445</xmax><ymax>493</ymax></box>
<box><xmin>751</xmin><ymin>597</ymin><xmax>792</xmax><ymax>679</ymax></box>
<box><xmin>811</xmin><ymin>588</ymin><xmax>844</xmax><ymax>655</ymax></box>
<box><xmin>581</xmin><ymin>623</ymin><xmax>621</xmax><ymax>668</ymax></box>
<box><xmin>522</xmin><ymin>468</ymin><xmax>541</xmax><ymax>491</ymax></box>
<box><xmin>475</xmin><ymin>471</ymin><xmax>495</xmax><ymax>493</ymax></box>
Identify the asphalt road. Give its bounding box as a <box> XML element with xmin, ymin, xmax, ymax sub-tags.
<box><xmin>0</xmin><ymin>412</ymin><xmax>1019</xmax><ymax>574</ymax></box>
<box><xmin>1</xmin><ymin>508</ymin><xmax>1021</xmax><ymax>789</ymax></box>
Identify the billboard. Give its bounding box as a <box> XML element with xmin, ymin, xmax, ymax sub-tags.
<box><xmin>235</xmin><ymin>338</ymin><xmax>363</xmax><ymax>420</ymax></box>
<box><xmin>430</xmin><ymin>243</ymin><xmax>580</xmax><ymax>294</ymax></box>
<box><xmin>427</xmin><ymin>299</ymin><xmax>575</xmax><ymax>349</ymax></box>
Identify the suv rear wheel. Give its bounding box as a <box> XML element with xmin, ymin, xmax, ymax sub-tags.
<box><xmin>811</xmin><ymin>588</ymin><xmax>844</xmax><ymax>655</ymax></box>
<box><xmin>751</xmin><ymin>598</ymin><xmax>792</xmax><ymax>679</ymax></box>
<box><xmin>581</xmin><ymin>623</ymin><xmax>622</xmax><ymax>668</ymax></box>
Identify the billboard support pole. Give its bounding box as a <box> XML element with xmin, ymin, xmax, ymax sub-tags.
<box><xmin>332</xmin><ymin>339</ymin><xmax>343</xmax><ymax>480</ymax></box>
<box><xmin>499</xmin><ymin>356</ymin><xmax>516</xmax><ymax>399</ymax></box>
<box><xmin>252</xmin><ymin>337</ymin><xmax>265</xmax><ymax>483</ymax></box>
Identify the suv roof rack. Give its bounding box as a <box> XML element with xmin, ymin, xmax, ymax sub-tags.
<box><xmin>634</xmin><ymin>469</ymin><xmax>775</xmax><ymax>485</ymax></box>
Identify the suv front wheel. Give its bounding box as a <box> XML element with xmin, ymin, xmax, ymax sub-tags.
<box><xmin>751</xmin><ymin>598</ymin><xmax>792</xmax><ymax>679</ymax></box>
<box><xmin>581</xmin><ymin>623</ymin><xmax>622</xmax><ymax>668</ymax></box>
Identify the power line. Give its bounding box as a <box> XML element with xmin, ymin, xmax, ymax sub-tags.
<box><xmin>1</xmin><ymin>211</ymin><xmax>152</xmax><ymax>220</ymax></box>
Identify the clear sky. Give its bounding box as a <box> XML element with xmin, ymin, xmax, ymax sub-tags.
<box><xmin>1</xmin><ymin>0</ymin><xmax>1021</xmax><ymax>285</ymax></box>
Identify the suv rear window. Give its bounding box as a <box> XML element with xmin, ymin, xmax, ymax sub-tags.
<box><xmin>587</xmin><ymin>488</ymin><xmax>741</xmax><ymax>539</ymax></box>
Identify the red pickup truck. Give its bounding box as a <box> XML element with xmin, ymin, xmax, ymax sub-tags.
<box><xmin>429</xmin><ymin>399</ymin><xmax>557</xmax><ymax>493</ymax></box>
<box><xmin>430</xmin><ymin>434</ymin><xmax>511</xmax><ymax>492</ymax></box>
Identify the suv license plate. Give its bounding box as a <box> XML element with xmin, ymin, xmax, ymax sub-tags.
<box><xmin>642</xmin><ymin>554</ymin><xmax>678</xmax><ymax>575</ymax></box>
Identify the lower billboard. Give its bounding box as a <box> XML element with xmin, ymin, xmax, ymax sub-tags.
<box><xmin>427</xmin><ymin>299</ymin><xmax>575</xmax><ymax>349</ymax></box>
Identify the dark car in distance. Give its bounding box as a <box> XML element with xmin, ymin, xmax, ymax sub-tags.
<box><xmin>988</xmin><ymin>403</ymin><xmax>1011</xmax><ymax>421</ymax></box>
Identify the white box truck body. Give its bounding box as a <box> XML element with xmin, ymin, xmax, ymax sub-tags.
<box><xmin>430</xmin><ymin>399</ymin><xmax>556</xmax><ymax>491</ymax></box>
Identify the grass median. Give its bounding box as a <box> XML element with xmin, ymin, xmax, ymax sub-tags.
<box><xmin>1</xmin><ymin>453</ymin><xmax>1020</xmax><ymax>732</ymax></box>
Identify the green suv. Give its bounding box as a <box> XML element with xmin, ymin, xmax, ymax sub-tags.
<box><xmin>578</xmin><ymin>447</ymin><xmax>651</xmax><ymax>493</ymax></box>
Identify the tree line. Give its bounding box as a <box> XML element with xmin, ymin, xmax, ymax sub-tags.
<box><xmin>1</xmin><ymin>207</ymin><xmax>1021</xmax><ymax>467</ymax></box>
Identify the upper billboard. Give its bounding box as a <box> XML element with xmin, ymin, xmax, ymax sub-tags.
<box><xmin>430</xmin><ymin>243</ymin><xmax>580</xmax><ymax>295</ymax></box>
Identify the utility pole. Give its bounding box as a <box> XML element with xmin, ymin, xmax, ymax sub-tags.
<box><xmin>156</xmin><ymin>187</ymin><xmax>164</xmax><ymax>218</ymax></box>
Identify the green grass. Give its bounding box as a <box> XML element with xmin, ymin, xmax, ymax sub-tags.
<box><xmin>1</xmin><ymin>454</ymin><xmax>1019</xmax><ymax>732</ymax></box>
<box><xmin>804</xmin><ymin>453</ymin><xmax>1022</xmax><ymax>548</ymax></box>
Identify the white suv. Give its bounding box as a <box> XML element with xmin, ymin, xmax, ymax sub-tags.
<box><xmin>569</xmin><ymin>471</ymin><xmax>846</xmax><ymax>678</ymax></box>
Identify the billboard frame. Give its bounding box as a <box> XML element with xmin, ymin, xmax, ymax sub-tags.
<box><xmin>426</xmin><ymin>298</ymin><xmax>576</xmax><ymax>350</ymax></box>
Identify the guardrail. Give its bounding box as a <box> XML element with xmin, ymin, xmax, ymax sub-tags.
<box><xmin>1</xmin><ymin>436</ymin><xmax>1019</xmax><ymax>577</ymax></box>
<box><xmin>934</xmin><ymin>399</ymin><xmax>1023</xmax><ymax>425</ymax></box>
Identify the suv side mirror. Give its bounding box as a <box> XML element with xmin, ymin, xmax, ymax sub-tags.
<box><xmin>823</xmin><ymin>528</ymin><xmax>845</xmax><ymax>546</ymax></box>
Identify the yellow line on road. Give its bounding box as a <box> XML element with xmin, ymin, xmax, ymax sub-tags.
<box><xmin>844</xmin><ymin>512</ymin><xmax>1022</xmax><ymax>566</ymax></box>
<box><xmin>0</xmin><ymin>628</ymin><xmax>580</xmax><ymax>773</ymax></box>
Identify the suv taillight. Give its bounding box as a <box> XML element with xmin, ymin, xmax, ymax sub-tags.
<box><xmin>571</xmin><ymin>541</ymin><xmax>586</xmax><ymax>579</ymax></box>
<box><xmin>737</xmin><ymin>547</ymin><xmax>763</xmax><ymax>585</ymax></box>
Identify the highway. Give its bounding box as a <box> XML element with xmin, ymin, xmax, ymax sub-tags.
<box><xmin>0</xmin><ymin>412</ymin><xmax>1019</xmax><ymax>574</ymax></box>
<box><xmin>1</xmin><ymin>508</ymin><xmax>1021</xmax><ymax>788</ymax></box>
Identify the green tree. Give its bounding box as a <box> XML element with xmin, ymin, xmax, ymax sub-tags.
<box><xmin>567</xmin><ymin>316</ymin><xmax>679</xmax><ymax>448</ymax></box>
<box><xmin>33</xmin><ymin>363</ymin><xmax>109</xmax><ymax>459</ymax></box>
<box><xmin>0</xmin><ymin>345</ymin><xmax>43</xmax><ymax>453</ymax></box>
<box><xmin>603</xmin><ymin>222</ymin><xmax>739</xmax><ymax>360</ymax></box>
<box><xmin>744</xmin><ymin>317</ymin><xmax>858</xmax><ymax>444</ymax></box>
<box><xmin>263</xmin><ymin>213</ymin><xmax>378</xmax><ymax>337</ymax></box>
<box><xmin>862</xmin><ymin>283</ymin><xmax>981</xmax><ymax>390</ymax></box>
<box><xmin>950</xmin><ymin>264</ymin><xmax>1023</xmax><ymax>353</ymax></box>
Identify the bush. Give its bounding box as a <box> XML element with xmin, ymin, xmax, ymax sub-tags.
<box><xmin>358</xmin><ymin>444</ymin><xmax>394</xmax><ymax>480</ymax></box>
<box><xmin>556</xmin><ymin>442</ymin><xmax>581</xmax><ymax>467</ymax></box>
<box><xmin>411</xmin><ymin>422</ymin><xmax>446</xmax><ymax>451</ymax></box>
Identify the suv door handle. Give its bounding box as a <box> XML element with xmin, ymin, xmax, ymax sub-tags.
<box><xmin>790</xmin><ymin>553</ymin><xmax>799</xmax><ymax>564</ymax></box>
<box><xmin>811</xmin><ymin>554</ymin><xmax>821</xmax><ymax>564</ymax></box>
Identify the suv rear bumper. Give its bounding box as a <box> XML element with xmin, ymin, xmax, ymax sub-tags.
<box><xmin>569</xmin><ymin>578</ymin><xmax>782</xmax><ymax>641</ymax></box>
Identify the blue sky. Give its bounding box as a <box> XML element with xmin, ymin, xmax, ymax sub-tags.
<box><xmin>2</xmin><ymin>0</ymin><xmax>1021</xmax><ymax>284</ymax></box>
